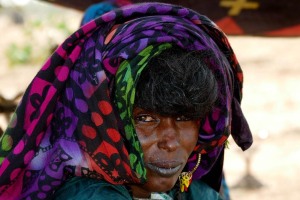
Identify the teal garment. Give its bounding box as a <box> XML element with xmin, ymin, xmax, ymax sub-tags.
<box><xmin>53</xmin><ymin>177</ymin><xmax>222</xmax><ymax>200</ymax></box>
<box><xmin>168</xmin><ymin>180</ymin><xmax>223</xmax><ymax>200</ymax></box>
<box><xmin>54</xmin><ymin>177</ymin><xmax>131</xmax><ymax>200</ymax></box>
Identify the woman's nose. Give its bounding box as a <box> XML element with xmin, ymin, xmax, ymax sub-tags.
<box><xmin>157</xmin><ymin>118</ymin><xmax>180</xmax><ymax>152</ymax></box>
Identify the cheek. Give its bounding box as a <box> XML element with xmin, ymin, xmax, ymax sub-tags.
<box><xmin>135</xmin><ymin>126</ymin><xmax>157</xmax><ymax>152</ymax></box>
<box><xmin>181</xmin><ymin>125</ymin><xmax>199</xmax><ymax>153</ymax></box>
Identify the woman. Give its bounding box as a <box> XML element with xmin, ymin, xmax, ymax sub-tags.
<box><xmin>0</xmin><ymin>3</ymin><xmax>252</xmax><ymax>199</ymax></box>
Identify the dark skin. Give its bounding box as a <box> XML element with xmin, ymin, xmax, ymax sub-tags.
<box><xmin>131</xmin><ymin>107</ymin><xmax>200</xmax><ymax>198</ymax></box>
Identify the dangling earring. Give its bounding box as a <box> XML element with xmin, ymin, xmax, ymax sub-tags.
<box><xmin>178</xmin><ymin>153</ymin><xmax>201</xmax><ymax>192</ymax></box>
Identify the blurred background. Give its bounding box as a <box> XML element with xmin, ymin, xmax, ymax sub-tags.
<box><xmin>0</xmin><ymin>0</ymin><xmax>299</xmax><ymax>199</ymax></box>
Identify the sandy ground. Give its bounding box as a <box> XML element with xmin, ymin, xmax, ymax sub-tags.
<box><xmin>224</xmin><ymin>37</ymin><xmax>300</xmax><ymax>200</ymax></box>
<box><xmin>0</xmin><ymin>2</ymin><xmax>300</xmax><ymax>200</ymax></box>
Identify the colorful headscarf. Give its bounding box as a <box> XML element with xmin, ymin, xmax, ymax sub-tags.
<box><xmin>0</xmin><ymin>3</ymin><xmax>252</xmax><ymax>199</ymax></box>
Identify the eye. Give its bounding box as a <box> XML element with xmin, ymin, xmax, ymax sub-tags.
<box><xmin>175</xmin><ymin>115</ymin><xmax>191</xmax><ymax>121</ymax></box>
<box><xmin>135</xmin><ymin>114</ymin><xmax>157</xmax><ymax>122</ymax></box>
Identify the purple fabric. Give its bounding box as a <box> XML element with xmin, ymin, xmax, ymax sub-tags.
<box><xmin>0</xmin><ymin>3</ymin><xmax>252</xmax><ymax>199</ymax></box>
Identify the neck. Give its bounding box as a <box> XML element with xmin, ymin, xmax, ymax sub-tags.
<box><xmin>130</xmin><ymin>184</ymin><xmax>151</xmax><ymax>199</ymax></box>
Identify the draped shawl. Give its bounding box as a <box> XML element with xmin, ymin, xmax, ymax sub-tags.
<box><xmin>0</xmin><ymin>3</ymin><xmax>252</xmax><ymax>199</ymax></box>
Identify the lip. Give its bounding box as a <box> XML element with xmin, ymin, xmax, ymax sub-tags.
<box><xmin>145</xmin><ymin>161</ymin><xmax>183</xmax><ymax>177</ymax></box>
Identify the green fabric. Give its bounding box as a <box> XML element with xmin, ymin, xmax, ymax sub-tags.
<box><xmin>114</xmin><ymin>43</ymin><xmax>172</xmax><ymax>178</ymax></box>
<box><xmin>53</xmin><ymin>177</ymin><xmax>222</xmax><ymax>200</ymax></box>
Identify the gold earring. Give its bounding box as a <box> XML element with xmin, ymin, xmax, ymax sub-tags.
<box><xmin>178</xmin><ymin>153</ymin><xmax>201</xmax><ymax>192</ymax></box>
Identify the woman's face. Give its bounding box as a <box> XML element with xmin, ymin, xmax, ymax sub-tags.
<box><xmin>131</xmin><ymin>107</ymin><xmax>200</xmax><ymax>198</ymax></box>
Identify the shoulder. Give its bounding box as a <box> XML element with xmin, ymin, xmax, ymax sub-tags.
<box><xmin>53</xmin><ymin>177</ymin><xmax>131</xmax><ymax>200</ymax></box>
<box><xmin>168</xmin><ymin>179</ymin><xmax>223</xmax><ymax>200</ymax></box>
<box><xmin>189</xmin><ymin>179</ymin><xmax>223</xmax><ymax>199</ymax></box>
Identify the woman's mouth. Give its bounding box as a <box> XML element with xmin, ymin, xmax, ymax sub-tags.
<box><xmin>145</xmin><ymin>162</ymin><xmax>183</xmax><ymax>177</ymax></box>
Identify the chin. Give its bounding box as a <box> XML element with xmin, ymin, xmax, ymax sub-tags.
<box><xmin>130</xmin><ymin>170</ymin><xmax>181</xmax><ymax>198</ymax></box>
<box><xmin>154</xmin><ymin>181</ymin><xmax>175</xmax><ymax>192</ymax></box>
<box><xmin>145</xmin><ymin>174</ymin><xmax>179</xmax><ymax>192</ymax></box>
